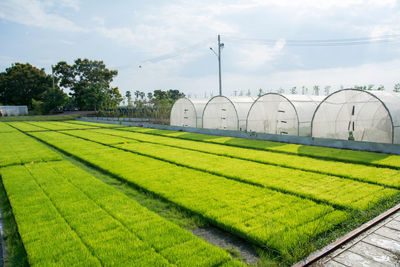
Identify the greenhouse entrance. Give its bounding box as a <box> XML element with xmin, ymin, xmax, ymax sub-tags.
<box><xmin>170</xmin><ymin>98</ymin><xmax>208</xmax><ymax>128</ymax></box>
<box><xmin>246</xmin><ymin>93</ymin><xmax>323</xmax><ymax>136</ymax></box>
<box><xmin>312</xmin><ymin>89</ymin><xmax>400</xmax><ymax>144</ymax></box>
<box><xmin>202</xmin><ymin>96</ymin><xmax>254</xmax><ymax>131</ymax></box>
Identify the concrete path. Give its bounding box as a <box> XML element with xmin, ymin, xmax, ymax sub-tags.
<box><xmin>314</xmin><ymin>210</ymin><xmax>400</xmax><ymax>266</ymax></box>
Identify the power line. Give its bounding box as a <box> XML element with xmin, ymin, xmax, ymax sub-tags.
<box><xmin>113</xmin><ymin>33</ymin><xmax>400</xmax><ymax>70</ymax></box>
<box><xmin>226</xmin><ymin>34</ymin><xmax>400</xmax><ymax>46</ymax></box>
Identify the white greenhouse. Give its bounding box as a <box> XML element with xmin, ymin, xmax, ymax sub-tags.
<box><xmin>170</xmin><ymin>98</ymin><xmax>209</xmax><ymax>127</ymax></box>
<box><xmin>0</xmin><ymin>106</ymin><xmax>28</xmax><ymax>116</ymax></box>
<box><xmin>246</xmin><ymin>93</ymin><xmax>324</xmax><ymax>136</ymax></box>
<box><xmin>312</xmin><ymin>89</ymin><xmax>400</xmax><ymax>144</ymax></box>
<box><xmin>202</xmin><ymin>96</ymin><xmax>255</xmax><ymax>131</ymax></box>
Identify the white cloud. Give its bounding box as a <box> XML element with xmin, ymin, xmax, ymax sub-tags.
<box><xmin>0</xmin><ymin>0</ymin><xmax>83</xmax><ymax>31</ymax></box>
<box><xmin>236</xmin><ymin>39</ymin><xmax>286</xmax><ymax>69</ymax></box>
<box><xmin>370</xmin><ymin>25</ymin><xmax>400</xmax><ymax>38</ymax></box>
<box><xmin>235</xmin><ymin>0</ymin><xmax>396</xmax><ymax>10</ymax></box>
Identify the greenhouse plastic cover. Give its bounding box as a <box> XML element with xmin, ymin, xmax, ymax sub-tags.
<box><xmin>170</xmin><ymin>98</ymin><xmax>208</xmax><ymax>128</ymax></box>
<box><xmin>0</xmin><ymin>106</ymin><xmax>28</xmax><ymax>116</ymax></box>
<box><xmin>247</xmin><ymin>93</ymin><xmax>323</xmax><ymax>136</ymax></box>
<box><xmin>312</xmin><ymin>89</ymin><xmax>400</xmax><ymax>144</ymax></box>
<box><xmin>202</xmin><ymin>96</ymin><xmax>255</xmax><ymax>131</ymax></box>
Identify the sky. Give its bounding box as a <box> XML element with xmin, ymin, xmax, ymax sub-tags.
<box><xmin>1</xmin><ymin>0</ymin><xmax>400</xmax><ymax>99</ymax></box>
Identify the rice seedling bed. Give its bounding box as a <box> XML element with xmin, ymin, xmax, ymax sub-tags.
<box><xmin>6</xmin><ymin>121</ymin><xmax>47</xmax><ymax>132</ymax></box>
<box><xmin>21</xmin><ymin>121</ymin><xmax>99</xmax><ymax>131</ymax></box>
<box><xmin>85</xmin><ymin>127</ymin><xmax>400</xmax><ymax>188</ymax></box>
<box><xmin>0</xmin><ymin>122</ymin><xmax>17</xmax><ymax>133</ymax></box>
<box><xmin>110</xmin><ymin>125</ymin><xmax>400</xmax><ymax>169</ymax></box>
<box><xmin>1</xmin><ymin>160</ymin><xmax>235</xmax><ymax>266</ymax></box>
<box><xmin>28</xmin><ymin>130</ymin><xmax>349</xmax><ymax>261</ymax></box>
<box><xmin>4</xmin><ymin>120</ymin><xmax>400</xmax><ymax>265</ymax></box>
<box><xmin>0</xmin><ymin>130</ymin><xmax>61</xmax><ymax>167</ymax></box>
<box><xmin>64</xmin><ymin>120</ymin><xmax>128</xmax><ymax>128</ymax></box>
<box><xmin>59</xmin><ymin>129</ymin><xmax>399</xmax><ymax>211</ymax></box>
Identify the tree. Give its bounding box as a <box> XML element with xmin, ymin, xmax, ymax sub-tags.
<box><xmin>147</xmin><ymin>92</ymin><xmax>153</xmax><ymax>101</ymax></box>
<box><xmin>394</xmin><ymin>83</ymin><xmax>400</xmax><ymax>93</ymax></box>
<box><xmin>41</xmin><ymin>87</ymin><xmax>69</xmax><ymax>114</ymax></box>
<box><xmin>134</xmin><ymin>90</ymin><xmax>141</xmax><ymax>100</ymax></box>
<box><xmin>324</xmin><ymin>86</ymin><xmax>331</xmax><ymax>96</ymax></box>
<box><xmin>301</xmin><ymin>86</ymin><xmax>308</xmax><ymax>95</ymax></box>
<box><xmin>313</xmin><ymin>85</ymin><xmax>320</xmax><ymax>95</ymax></box>
<box><xmin>126</xmin><ymin>91</ymin><xmax>132</xmax><ymax>106</ymax></box>
<box><xmin>290</xmin><ymin>87</ymin><xmax>297</xmax><ymax>94</ymax></box>
<box><xmin>0</xmin><ymin>63</ymin><xmax>52</xmax><ymax>108</ymax></box>
<box><xmin>54</xmin><ymin>58</ymin><xmax>121</xmax><ymax>110</ymax></box>
<box><xmin>258</xmin><ymin>88</ymin><xmax>264</xmax><ymax>97</ymax></box>
<box><xmin>376</xmin><ymin>85</ymin><xmax>384</xmax><ymax>91</ymax></box>
<box><xmin>355</xmin><ymin>84</ymin><xmax>374</xmax><ymax>90</ymax></box>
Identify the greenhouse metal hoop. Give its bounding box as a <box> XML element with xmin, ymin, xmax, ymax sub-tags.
<box><xmin>170</xmin><ymin>97</ymin><xmax>199</xmax><ymax>127</ymax></box>
<box><xmin>310</xmin><ymin>88</ymin><xmax>395</xmax><ymax>143</ymax></box>
<box><xmin>202</xmin><ymin>95</ymin><xmax>240</xmax><ymax>130</ymax></box>
<box><xmin>246</xmin><ymin>93</ymin><xmax>300</xmax><ymax>135</ymax></box>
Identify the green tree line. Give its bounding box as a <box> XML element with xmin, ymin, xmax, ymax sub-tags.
<box><xmin>0</xmin><ymin>59</ymin><xmax>185</xmax><ymax>116</ymax></box>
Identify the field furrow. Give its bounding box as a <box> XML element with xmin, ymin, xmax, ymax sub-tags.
<box><xmin>28</xmin><ymin>130</ymin><xmax>348</xmax><ymax>259</ymax></box>
<box><xmin>58</xmin><ymin>129</ymin><xmax>398</xmax><ymax>211</ymax></box>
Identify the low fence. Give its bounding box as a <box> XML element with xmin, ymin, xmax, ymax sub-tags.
<box><xmin>78</xmin><ymin>117</ymin><xmax>400</xmax><ymax>155</ymax></box>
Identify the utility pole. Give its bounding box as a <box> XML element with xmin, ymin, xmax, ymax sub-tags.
<box><xmin>210</xmin><ymin>35</ymin><xmax>224</xmax><ymax>96</ymax></box>
<box><xmin>51</xmin><ymin>65</ymin><xmax>55</xmax><ymax>90</ymax></box>
<box><xmin>217</xmin><ymin>35</ymin><xmax>222</xmax><ymax>96</ymax></box>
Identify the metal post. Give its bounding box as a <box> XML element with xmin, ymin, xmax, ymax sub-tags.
<box><xmin>51</xmin><ymin>65</ymin><xmax>55</xmax><ymax>90</ymax></box>
<box><xmin>218</xmin><ymin>35</ymin><xmax>222</xmax><ymax>96</ymax></box>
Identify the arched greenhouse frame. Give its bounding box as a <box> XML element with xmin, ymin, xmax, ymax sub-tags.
<box><xmin>170</xmin><ymin>97</ymin><xmax>208</xmax><ymax>128</ymax></box>
<box><xmin>311</xmin><ymin>89</ymin><xmax>400</xmax><ymax>144</ymax></box>
<box><xmin>246</xmin><ymin>93</ymin><xmax>323</xmax><ymax>136</ymax></box>
<box><xmin>202</xmin><ymin>96</ymin><xmax>255</xmax><ymax>131</ymax></box>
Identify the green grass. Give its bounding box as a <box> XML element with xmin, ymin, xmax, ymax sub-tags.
<box><xmin>58</xmin><ymin>129</ymin><xmax>399</xmax><ymax>211</ymax></box>
<box><xmin>0</xmin><ymin>114</ymin><xmax>80</xmax><ymax>122</ymax></box>
<box><xmin>0</xmin><ymin>130</ymin><xmax>61</xmax><ymax>167</ymax></box>
<box><xmin>88</xmin><ymin>127</ymin><xmax>400</xmax><ymax>188</ymax></box>
<box><xmin>108</xmin><ymin>125</ymin><xmax>400</xmax><ymax>169</ymax></box>
<box><xmin>1</xmin><ymin>161</ymin><xmax>235</xmax><ymax>266</ymax></box>
<box><xmin>29</xmin><ymin>130</ymin><xmax>349</xmax><ymax>262</ymax></box>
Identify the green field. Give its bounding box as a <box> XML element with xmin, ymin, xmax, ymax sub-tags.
<box><xmin>1</xmin><ymin>120</ymin><xmax>400</xmax><ymax>266</ymax></box>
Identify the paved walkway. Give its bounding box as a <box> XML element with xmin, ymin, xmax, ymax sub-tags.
<box><xmin>314</xmin><ymin>210</ymin><xmax>400</xmax><ymax>266</ymax></box>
